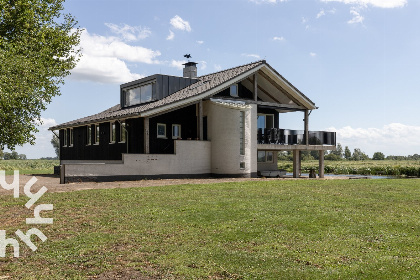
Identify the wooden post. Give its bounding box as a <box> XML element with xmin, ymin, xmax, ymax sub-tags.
<box><xmin>319</xmin><ymin>150</ymin><xmax>325</xmax><ymax>178</ymax></box>
<box><xmin>293</xmin><ymin>150</ymin><xmax>300</xmax><ymax>178</ymax></box>
<box><xmin>254</xmin><ymin>73</ymin><xmax>258</xmax><ymax>101</ymax></box>
<box><xmin>144</xmin><ymin>117</ymin><xmax>150</xmax><ymax>154</ymax></box>
<box><xmin>198</xmin><ymin>101</ymin><xmax>203</xmax><ymax>140</ymax></box>
<box><xmin>304</xmin><ymin>109</ymin><xmax>309</xmax><ymax>145</ymax></box>
<box><xmin>60</xmin><ymin>164</ymin><xmax>65</xmax><ymax>184</ymax></box>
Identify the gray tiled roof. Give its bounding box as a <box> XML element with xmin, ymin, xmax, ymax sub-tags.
<box><xmin>50</xmin><ymin>60</ymin><xmax>266</xmax><ymax>130</ymax></box>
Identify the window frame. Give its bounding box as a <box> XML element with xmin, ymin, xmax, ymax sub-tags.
<box><xmin>63</xmin><ymin>129</ymin><xmax>67</xmax><ymax>147</ymax></box>
<box><xmin>119</xmin><ymin>121</ymin><xmax>126</xmax><ymax>143</ymax></box>
<box><xmin>257</xmin><ymin>151</ymin><xmax>274</xmax><ymax>163</ymax></box>
<box><xmin>157</xmin><ymin>123</ymin><xmax>167</xmax><ymax>139</ymax></box>
<box><xmin>172</xmin><ymin>124</ymin><xmax>181</xmax><ymax>139</ymax></box>
<box><xmin>87</xmin><ymin>126</ymin><xmax>92</xmax><ymax>146</ymax></box>
<box><xmin>124</xmin><ymin>83</ymin><xmax>153</xmax><ymax>107</ymax></box>
<box><xmin>239</xmin><ymin>111</ymin><xmax>245</xmax><ymax>155</ymax></box>
<box><xmin>110</xmin><ymin>122</ymin><xmax>116</xmax><ymax>144</ymax></box>
<box><xmin>94</xmin><ymin>124</ymin><xmax>100</xmax><ymax>145</ymax></box>
<box><xmin>230</xmin><ymin>84</ymin><xmax>238</xmax><ymax>97</ymax></box>
<box><xmin>69</xmin><ymin>128</ymin><xmax>74</xmax><ymax>147</ymax></box>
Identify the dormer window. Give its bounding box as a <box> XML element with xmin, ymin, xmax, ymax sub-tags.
<box><xmin>124</xmin><ymin>83</ymin><xmax>152</xmax><ymax>107</ymax></box>
<box><xmin>230</xmin><ymin>84</ymin><xmax>238</xmax><ymax>97</ymax></box>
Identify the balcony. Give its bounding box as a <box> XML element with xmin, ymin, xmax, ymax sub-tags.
<box><xmin>257</xmin><ymin>128</ymin><xmax>336</xmax><ymax>148</ymax></box>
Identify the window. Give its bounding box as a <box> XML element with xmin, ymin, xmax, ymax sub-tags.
<box><xmin>230</xmin><ymin>84</ymin><xmax>238</xmax><ymax>97</ymax></box>
<box><xmin>63</xmin><ymin>129</ymin><xmax>67</xmax><ymax>147</ymax></box>
<box><xmin>240</xmin><ymin>162</ymin><xmax>245</xmax><ymax>169</ymax></box>
<box><xmin>239</xmin><ymin>111</ymin><xmax>245</xmax><ymax>155</ymax></box>
<box><xmin>120</xmin><ymin>121</ymin><xmax>126</xmax><ymax>143</ymax></box>
<box><xmin>110</xmin><ymin>122</ymin><xmax>116</xmax><ymax>143</ymax></box>
<box><xmin>94</xmin><ymin>124</ymin><xmax>100</xmax><ymax>144</ymax></box>
<box><xmin>258</xmin><ymin>151</ymin><xmax>274</xmax><ymax>163</ymax></box>
<box><xmin>124</xmin><ymin>84</ymin><xmax>153</xmax><ymax>107</ymax></box>
<box><xmin>87</xmin><ymin>126</ymin><xmax>92</xmax><ymax>145</ymax></box>
<box><xmin>157</xmin><ymin>123</ymin><xmax>166</xmax><ymax>138</ymax></box>
<box><xmin>69</xmin><ymin>128</ymin><xmax>74</xmax><ymax>147</ymax></box>
<box><xmin>172</xmin><ymin>124</ymin><xmax>181</xmax><ymax>139</ymax></box>
<box><xmin>257</xmin><ymin>114</ymin><xmax>274</xmax><ymax>130</ymax></box>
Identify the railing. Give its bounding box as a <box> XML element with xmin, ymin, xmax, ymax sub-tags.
<box><xmin>257</xmin><ymin>128</ymin><xmax>336</xmax><ymax>146</ymax></box>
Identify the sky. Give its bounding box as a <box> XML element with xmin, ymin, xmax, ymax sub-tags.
<box><xmin>11</xmin><ymin>0</ymin><xmax>420</xmax><ymax>158</ymax></box>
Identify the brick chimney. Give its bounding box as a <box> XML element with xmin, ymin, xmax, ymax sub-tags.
<box><xmin>183</xmin><ymin>62</ymin><xmax>198</xmax><ymax>79</ymax></box>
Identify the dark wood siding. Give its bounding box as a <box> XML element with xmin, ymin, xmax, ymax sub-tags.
<box><xmin>149</xmin><ymin>104</ymin><xmax>198</xmax><ymax>154</ymax></box>
<box><xmin>126</xmin><ymin>118</ymin><xmax>143</xmax><ymax>154</ymax></box>
<box><xmin>60</xmin><ymin>122</ymin><xmax>128</xmax><ymax>161</ymax></box>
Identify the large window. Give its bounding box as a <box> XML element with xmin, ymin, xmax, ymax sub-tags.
<box><xmin>110</xmin><ymin>122</ymin><xmax>116</xmax><ymax>143</ymax></box>
<box><xmin>120</xmin><ymin>121</ymin><xmax>126</xmax><ymax>143</ymax></box>
<box><xmin>258</xmin><ymin>151</ymin><xmax>274</xmax><ymax>163</ymax></box>
<box><xmin>124</xmin><ymin>84</ymin><xmax>152</xmax><ymax>107</ymax></box>
<box><xmin>257</xmin><ymin>114</ymin><xmax>274</xmax><ymax>130</ymax></box>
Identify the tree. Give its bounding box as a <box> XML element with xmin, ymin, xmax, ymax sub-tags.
<box><xmin>344</xmin><ymin>146</ymin><xmax>351</xmax><ymax>160</ymax></box>
<box><xmin>0</xmin><ymin>0</ymin><xmax>81</xmax><ymax>151</ymax></box>
<box><xmin>352</xmin><ymin>148</ymin><xmax>369</xmax><ymax>161</ymax></box>
<box><xmin>372</xmin><ymin>152</ymin><xmax>385</xmax><ymax>160</ymax></box>
<box><xmin>3</xmin><ymin>151</ymin><xmax>19</xmax><ymax>160</ymax></box>
<box><xmin>51</xmin><ymin>134</ymin><xmax>60</xmax><ymax>158</ymax></box>
<box><xmin>330</xmin><ymin>143</ymin><xmax>343</xmax><ymax>159</ymax></box>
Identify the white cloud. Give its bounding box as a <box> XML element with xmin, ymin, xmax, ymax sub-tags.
<box><xmin>242</xmin><ymin>53</ymin><xmax>261</xmax><ymax>59</ymax></box>
<box><xmin>105</xmin><ymin>23</ymin><xmax>151</xmax><ymax>41</ymax></box>
<box><xmin>170</xmin><ymin>60</ymin><xmax>187</xmax><ymax>70</ymax></box>
<box><xmin>326</xmin><ymin>123</ymin><xmax>420</xmax><ymax>156</ymax></box>
<box><xmin>273</xmin><ymin>36</ymin><xmax>285</xmax><ymax>41</ymax></box>
<box><xmin>197</xmin><ymin>40</ymin><xmax>204</xmax><ymax>45</ymax></box>
<box><xmin>70</xmin><ymin>29</ymin><xmax>160</xmax><ymax>83</ymax></box>
<box><xmin>310</xmin><ymin>52</ymin><xmax>317</xmax><ymax>57</ymax></box>
<box><xmin>199</xmin><ymin>61</ymin><xmax>207</xmax><ymax>70</ymax></box>
<box><xmin>170</xmin><ymin>15</ymin><xmax>191</xmax><ymax>32</ymax></box>
<box><xmin>317</xmin><ymin>9</ymin><xmax>326</xmax><ymax>18</ymax></box>
<box><xmin>348</xmin><ymin>8</ymin><xmax>364</xmax><ymax>24</ymax></box>
<box><xmin>166</xmin><ymin>30</ymin><xmax>175</xmax><ymax>40</ymax></box>
<box><xmin>214</xmin><ymin>64</ymin><xmax>222</xmax><ymax>71</ymax></box>
<box><xmin>320</xmin><ymin>0</ymin><xmax>407</xmax><ymax>8</ymax></box>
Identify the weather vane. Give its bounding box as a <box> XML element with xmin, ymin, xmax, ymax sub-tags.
<box><xmin>184</xmin><ymin>54</ymin><xmax>192</xmax><ymax>61</ymax></box>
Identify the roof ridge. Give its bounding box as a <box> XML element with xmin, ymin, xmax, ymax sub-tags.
<box><xmin>198</xmin><ymin>60</ymin><xmax>265</xmax><ymax>80</ymax></box>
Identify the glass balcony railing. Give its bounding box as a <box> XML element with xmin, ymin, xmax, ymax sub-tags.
<box><xmin>257</xmin><ymin>128</ymin><xmax>336</xmax><ymax>146</ymax></box>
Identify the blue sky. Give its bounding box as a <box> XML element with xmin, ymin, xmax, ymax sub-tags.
<box><xmin>13</xmin><ymin>0</ymin><xmax>420</xmax><ymax>158</ymax></box>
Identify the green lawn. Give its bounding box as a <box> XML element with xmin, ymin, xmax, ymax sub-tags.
<box><xmin>1</xmin><ymin>179</ymin><xmax>419</xmax><ymax>279</ymax></box>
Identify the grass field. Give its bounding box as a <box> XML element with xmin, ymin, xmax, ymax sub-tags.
<box><xmin>279</xmin><ymin>160</ymin><xmax>420</xmax><ymax>177</ymax></box>
<box><xmin>0</xmin><ymin>160</ymin><xmax>59</xmax><ymax>175</ymax></box>
<box><xmin>1</xmin><ymin>179</ymin><xmax>419</xmax><ymax>279</ymax></box>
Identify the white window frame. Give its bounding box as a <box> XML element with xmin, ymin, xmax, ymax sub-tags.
<box><xmin>63</xmin><ymin>129</ymin><xmax>67</xmax><ymax>147</ymax></box>
<box><xmin>69</xmin><ymin>128</ymin><xmax>74</xmax><ymax>147</ymax></box>
<box><xmin>157</xmin><ymin>123</ymin><xmax>167</xmax><ymax>139</ymax></box>
<box><xmin>257</xmin><ymin>151</ymin><xmax>274</xmax><ymax>163</ymax></box>
<box><xmin>87</xmin><ymin>126</ymin><xmax>92</xmax><ymax>146</ymax></box>
<box><xmin>94</xmin><ymin>124</ymin><xmax>100</xmax><ymax>145</ymax></box>
<box><xmin>110</xmin><ymin>122</ymin><xmax>116</xmax><ymax>144</ymax></box>
<box><xmin>230</xmin><ymin>84</ymin><xmax>238</xmax><ymax>97</ymax></box>
<box><xmin>119</xmin><ymin>121</ymin><xmax>126</xmax><ymax>143</ymax></box>
<box><xmin>172</xmin><ymin>124</ymin><xmax>181</xmax><ymax>139</ymax></box>
<box><xmin>257</xmin><ymin>114</ymin><xmax>275</xmax><ymax>129</ymax></box>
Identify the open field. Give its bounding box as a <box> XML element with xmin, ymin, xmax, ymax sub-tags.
<box><xmin>279</xmin><ymin>160</ymin><xmax>420</xmax><ymax>177</ymax></box>
<box><xmin>0</xmin><ymin>160</ymin><xmax>59</xmax><ymax>175</ymax></box>
<box><xmin>0</xmin><ymin>179</ymin><xmax>419</xmax><ymax>279</ymax></box>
